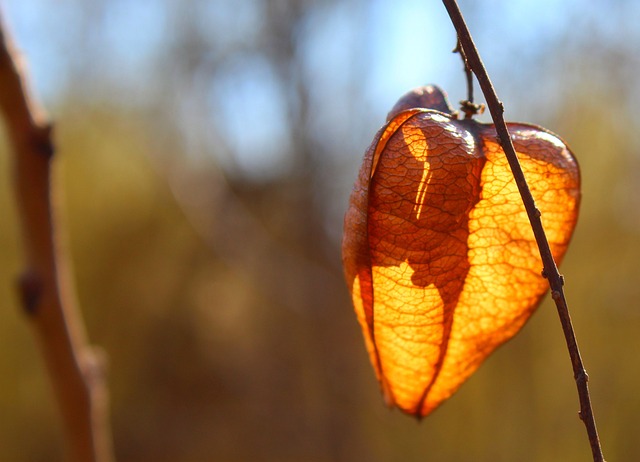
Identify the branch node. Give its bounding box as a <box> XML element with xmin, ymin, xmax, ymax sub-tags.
<box><xmin>459</xmin><ymin>100</ymin><xmax>485</xmax><ymax>118</ymax></box>
<box><xmin>81</xmin><ymin>347</ymin><xmax>109</xmax><ymax>386</ymax></box>
<box><xmin>17</xmin><ymin>270</ymin><xmax>43</xmax><ymax>315</ymax></box>
<box><xmin>576</xmin><ymin>368</ymin><xmax>589</xmax><ymax>384</ymax></box>
<box><xmin>34</xmin><ymin>123</ymin><xmax>55</xmax><ymax>158</ymax></box>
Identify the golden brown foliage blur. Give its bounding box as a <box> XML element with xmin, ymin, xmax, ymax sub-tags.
<box><xmin>1</xmin><ymin>1</ymin><xmax>639</xmax><ymax>461</ymax></box>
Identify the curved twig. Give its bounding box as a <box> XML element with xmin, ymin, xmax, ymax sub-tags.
<box><xmin>0</xmin><ymin>13</ymin><xmax>114</xmax><ymax>462</ymax></box>
<box><xmin>453</xmin><ymin>39</ymin><xmax>483</xmax><ymax>118</ymax></box>
<box><xmin>442</xmin><ymin>1</ymin><xmax>605</xmax><ymax>461</ymax></box>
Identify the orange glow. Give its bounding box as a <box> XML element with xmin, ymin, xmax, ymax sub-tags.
<box><xmin>342</xmin><ymin>86</ymin><xmax>580</xmax><ymax>418</ymax></box>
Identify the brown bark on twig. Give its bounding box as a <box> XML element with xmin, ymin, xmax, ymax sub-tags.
<box><xmin>441</xmin><ymin>1</ymin><xmax>605</xmax><ymax>461</ymax></box>
<box><xmin>0</xmin><ymin>13</ymin><xmax>114</xmax><ymax>462</ymax></box>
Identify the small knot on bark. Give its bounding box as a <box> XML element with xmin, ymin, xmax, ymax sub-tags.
<box><xmin>81</xmin><ymin>347</ymin><xmax>109</xmax><ymax>386</ymax></box>
<box><xmin>33</xmin><ymin>123</ymin><xmax>55</xmax><ymax>158</ymax></box>
<box><xmin>575</xmin><ymin>368</ymin><xmax>589</xmax><ymax>384</ymax></box>
<box><xmin>17</xmin><ymin>270</ymin><xmax>43</xmax><ymax>315</ymax></box>
<box><xmin>459</xmin><ymin>100</ymin><xmax>485</xmax><ymax>119</ymax></box>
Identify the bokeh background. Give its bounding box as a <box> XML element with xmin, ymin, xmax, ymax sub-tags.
<box><xmin>1</xmin><ymin>0</ymin><xmax>639</xmax><ymax>461</ymax></box>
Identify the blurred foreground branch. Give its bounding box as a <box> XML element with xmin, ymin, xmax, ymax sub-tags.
<box><xmin>0</xmin><ymin>13</ymin><xmax>114</xmax><ymax>462</ymax></box>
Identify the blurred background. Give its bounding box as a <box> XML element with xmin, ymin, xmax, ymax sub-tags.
<box><xmin>0</xmin><ymin>0</ymin><xmax>638</xmax><ymax>461</ymax></box>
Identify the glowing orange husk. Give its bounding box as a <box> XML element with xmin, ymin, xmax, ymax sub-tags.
<box><xmin>342</xmin><ymin>86</ymin><xmax>580</xmax><ymax>418</ymax></box>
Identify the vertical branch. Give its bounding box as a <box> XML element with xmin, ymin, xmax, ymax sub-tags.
<box><xmin>0</xmin><ymin>13</ymin><xmax>114</xmax><ymax>462</ymax></box>
<box><xmin>441</xmin><ymin>1</ymin><xmax>605</xmax><ymax>461</ymax></box>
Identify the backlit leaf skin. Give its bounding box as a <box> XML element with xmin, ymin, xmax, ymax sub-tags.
<box><xmin>342</xmin><ymin>85</ymin><xmax>580</xmax><ymax>418</ymax></box>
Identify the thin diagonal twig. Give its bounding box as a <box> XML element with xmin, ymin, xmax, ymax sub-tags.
<box><xmin>441</xmin><ymin>1</ymin><xmax>605</xmax><ymax>461</ymax></box>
